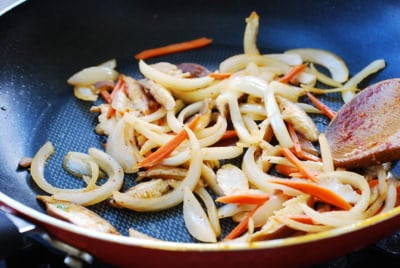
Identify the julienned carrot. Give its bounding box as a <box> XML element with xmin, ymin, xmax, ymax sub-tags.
<box><xmin>134</xmin><ymin>37</ymin><xmax>213</xmax><ymax>60</ymax></box>
<box><xmin>135</xmin><ymin>114</ymin><xmax>202</xmax><ymax>169</ymax></box>
<box><xmin>270</xmin><ymin>179</ymin><xmax>352</xmax><ymax>210</ymax></box>
<box><xmin>306</xmin><ymin>92</ymin><xmax>337</xmax><ymax>120</ymax></box>
<box><xmin>106</xmin><ymin>107</ymin><xmax>116</xmax><ymax>119</ymax></box>
<box><xmin>278</xmin><ymin>63</ymin><xmax>307</xmax><ymax>84</ymax></box>
<box><xmin>223</xmin><ymin>205</ymin><xmax>259</xmax><ymax>240</ymax></box>
<box><xmin>100</xmin><ymin>89</ymin><xmax>112</xmax><ymax>104</ymax></box>
<box><xmin>280</xmin><ymin>147</ymin><xmax>318</xmax><ymax>182</ymax></box>
<box><xmin>287</xmin><ymin>123</ymin><xmax>320</xmax><ymax>162</ymax></box>
<box><xmin>275</xmin><ymin>164</ymin><xmax>299</xmax><ymax>177</ymax></box>
<box><xmin>209</xmin><ymin>72</ymin><xmax>231</xmax><ymax>80</ymax></box>
<box><xmin>110</xmin><ymin>75</ymin><xmax>126</xmax><ymax>99</ymax></box>
<box><xmin>368</xmin><ymin>179</ymin><xmax>379</xmax><ymax>188</ymax></box>
<box><xmin>99</xmin><ymin>90</ymin><xmax>116</xmax><ymax>119</ymax></box>
<box><xmin>220</xmin><ymin>130</ymin><xmax>238</xmax><ymax>141</ymax></box>
<box><xmin>289</xmin><ymin>215</ymin><xmax>314</xmax><ymax>224</ymax></box>
<box><xmin>216</xmin><ymin>192</ymin><xmax>270</xmax><ymax>205</ymax></box>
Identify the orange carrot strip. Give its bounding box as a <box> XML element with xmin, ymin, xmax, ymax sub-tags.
<box><xmin>223</xmin><ymin>205</ymin><xmax>259</xmax><ymax>240</ymax></box>
<box><xmin>136</xmin><ymin>114</ymin><xmax>202</xmax><ymax>169</ymax></box>
<box><xmin>216</xmin><ymin>193</ymin><xmax>269</xmax><ymax>205</ymax></box>
<box><xmin>220</xmin><ymin>130</ymin><xmax>237</xmax><ymax>141</ymax></box>
<box><xmin>209</xmin><ymin>72</ymin><xmax>231</xmax><ymax>80</ymax></box>
<box><xmin>306</xmin><ymin>92</ymin><xmax>337</xmax><ymax>120</ymax></box>
<box><xmin>289</xmin><ymin>215</ymin><xmax>314</xmax><ymax>224</ymax></box>
<box><xmin>287</xmin><ymin>123</ymin><xmax>302</xmax><ymax>155</ymax></box>
<box><xmin>278</xmin><ymin>63</ymin><xmax>307</xmax><ymax>84</ymax></box>
<box><xmin>270</xmin><ymin>179</ymin><xmax>352</xmax><ymax>210</ymax></box>
<box><xmin>280</xmin><ymin>147</ymin><xmax>318</xmax><ymax>182</ymax></box>
<box><xmin>287</xmin><ymin>123</ymin><xmax>321</xmax><ymax>162</ymax></box>
<box><xmin>110</xmin><ymin>75</ymin><xmax>125</xmax><ymax>99</ymax></box>
<box><xmin>288</xmin><ymin>172</ymin><xmax>310</xmax><ymax>179</ymax></box>
<box><xmin>100</xmin><ymin>89</ymin><xmax>112</xmax><ymax>104</ymax></box>
<box><xmin>134</xmin><ymin>37</ymin><xmax>213</xmax><ymax>60</ymax></box>
<box><xmin>368</xmin><ymin>179</ymin><xmax>379</xmax><ymax>188</ymax></box>
<box><xmin>275</xmin><ymin>164</ymin><xmax>299</xmax><ymax>177</ymax></box>
<box><xmin>106</xmin><ymin>107</ymin><xmax>116</xmax><ymax>119</ymax></box>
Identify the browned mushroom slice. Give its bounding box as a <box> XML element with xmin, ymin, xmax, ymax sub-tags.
<box><xmin>37</xmin><ymin>196</ymin><xmax>120</xmax><ymax>235</ymax></box>
<box><xmin>325</xmin><ymin>78</ymin><xmax>400</xmax><ymax>168</ymax></box>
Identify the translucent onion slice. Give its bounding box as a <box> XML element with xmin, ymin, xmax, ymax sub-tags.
<box><xmin>285</xmin><ymin>48</ymin><xmax>349</xmax><ymax>83</ymax></box>
<box><xmin>265</xmin><ymin>53</ymin><xmax>303</xmax><ymax>66</ymax></box>
<box><xmin>264</xmin><ymin>85</ymin><xmax>293</xmax><ymax>148</ymax></box>
<box><xmin>216</xmin><ymin>164</ymin><xmax>249</xmax><ymax>195</ymax></box>
<box><xmin>318</xmin><ymin>133</ymin><xmax>334</xmax><ymax>173</ymax></box>
<box><xmin>73</xmin><ymin>86</ymin><xmax>98</xmax><ymax>101</ymax></box>
<box><xmin>52</xmin><ymin>148</ymin><xmax>124</xmax><ymax>206</ymax></box>
<box><xmin>140</xmin><ymin>79</ymin><xmax>176</xmax><ymax>110</ymax></box>
<box><xmin>342</xmin><ymin>59</ymin><xmax>386</xmax><ymax>103</ymax></box>
<box><xmin>106</xmin><ymin>118</ymin><xmax>138</xmax><ymax>173</ymax></box>
<box><xmin>252</xmin><ymin>194</ymin><xmax>287</xmax><ymax>227</ymax></box>
<box><xmin>183</xmin><ymin>187</ymin><xmax>217</xmax><ymax>242</ymax></box>
<box><xmin>99</xmin><ymin>58</ymin><xmax>117</xmax><ymax>69</ymax></box>
<box><xmin>62</xmin><ymin>151</ymin><xmax>102</xmax><ymax>179</ymax></box>
<box><xmin>226</xmin><ymin>93</ymin><xmax>263</xmax><ymax>144</ymax></box>
<box><xmin>31</xmin><ymin>141</ymin><xmax>85</xmax><ymax>194</ymax></box>
<box><xmin>242</xmin><ymin>146</ymin><xmax>302</xmax><ymax>195</ymax></box>
<box><xmin>219</xmin><ymin>54</ymin><xmax>290</xmax><ymax>74</ymax></box>
<box><xmin>194</xmin><ymin>186</ymin><xmax>221</xmax><ymax>237</ymax></box>
<box><xmin>67</xmin><ymin>66</ymin><xmax>118</xmax><ymax>86</ymax></box>
<box><xmin>112</xmin><ymin>126</ymin><xmax>202</xmax><ymax>212</ymax></box>
<box><xmin>243</xmin><ymin>11</ymin><xmax>260</xmax><ymax>55</ymax></box>
<box><xmin>139</xmin><ymin>60</ymin><xmax>214</xmax><ymax>91</ymax></box>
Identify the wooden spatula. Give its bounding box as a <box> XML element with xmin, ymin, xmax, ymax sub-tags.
<box><xmin>325</xmin><ymin>78</ymin><xmax>400</xmax><ymax>169</ymax></box>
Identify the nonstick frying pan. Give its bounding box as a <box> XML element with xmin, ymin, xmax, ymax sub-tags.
<box><xmin>1</xmin><ymin>0</ymin><xmax>400</xmax><ymax>267</ymax></box>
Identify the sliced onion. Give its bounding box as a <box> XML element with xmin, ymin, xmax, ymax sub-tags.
<box><xmin>242</xmin><ymin>146</ymin><xmax>302</xmax><ymax>195</ymax></box>
<box><xmin>183</xmin><ymin>187</ymin><xmax>217</xmax><ymax>242</ymax></box>
<box><xmin>219</xmin><ymin>54</ymin><xmax>289</xmax><ymax>74</ymax></box>
<box><xmin>243</xmin><ymin>11</ymin><xmax>260</xmax><ymax>55</ymax></box>
<box><xmin>285</xmin><ymin>48</ymin><xmax>349</xmax><ymax>83</ymax></box>
<box><xmin>52</xmin><ymin>148</ymin><xmax>124</xmax><ymax>206</ymax></box>
<box><xmin>318</xmin><ymin>133</ymin><xmax>334</xmax><ymax>173</ymax></box>
<box><xmin>140</xmin><ymin>79</ymin><xmax>176</xmax><ymax>110</ymax></box>
<box><xmin>194</xmin><ymin>186</ymin><xmax>221</xmax><ymax>237</ymax></box>
<box><xmin>112</xmin><ymin>126</ymin><xmax>202</xmax><ymax>212</ymax></box>
<box><xmin>139</xmin><ymin>60</ymin><xmax>214</xmax><ymax>91</ymax></box>
<box><xmin>216</xmin><ymin>164</ymin><xmax>249</xmax><ymax>195</ymax></box>
<box><xmin>264</xmin><ymin>85</ymin><xmax>293</xmax><ymax>148</ymax></box>
<box><xmin>106</xmin><ymin>118</ymin><xmax>138</xmax><ymax>173</ymax></box>
<box><xmin>265</xmin><ymin>53</ymin><xmax>303</xmax><ymax>66</ymax></box>
<box><xmin>67</xmin><ymin>66</ymin><xmax>118</xmax><ymax>86</ymax></box>
<box><xmin>342</xmin><ymin>59</ymin><xmax>386</xmax><ymax>103</ymax></box>
<box><xmin>31</xmin><ymin>141</ymin><xmax>85</xmax><ymax>194</ymax></box>
<box><xmin>99</xmin><ymin>58</ymin><xmax>117</xmax><ymax>69</ymax></box>
<box><xmin>73</xmin><ymin>85</ymin><xmax>98</xmax><ymax>101</ymax></box>
<box><xmin>62</xmin><ymin>151</ymin><xmax>101</xmax><ymax>179</ymax></box>
<box><xmin>226</xmin><ymin>93</ymin><xmax>263</xmax><ymax>144</ymax></box>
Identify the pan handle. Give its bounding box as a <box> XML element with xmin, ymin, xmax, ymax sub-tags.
<box><xmin>0</xmin><ymin>205</ymin><xmax>94</xmax><ymax>267</ymax></box>
<box><xmin>0</xmin><ymin>210</ymin><xmax>24</xmax><ymax>258</ymax></box>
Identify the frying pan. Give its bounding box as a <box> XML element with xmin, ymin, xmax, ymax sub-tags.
<box><xmin>1</xmin><ymin>0</ymin><xmax>400</xmax><ymax>267</ymax></box>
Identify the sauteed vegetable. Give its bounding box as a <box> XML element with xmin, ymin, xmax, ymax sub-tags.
<box><xmin>22</xmin><ymin>11</ymin><xmax>398</xmax><ymax>243</ymax></box>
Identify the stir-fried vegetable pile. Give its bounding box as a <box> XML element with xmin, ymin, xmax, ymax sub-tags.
<box><xmin>25</xmin><ymin>11</ymin><xmax>399</xmax><ymax>243</ymax></box>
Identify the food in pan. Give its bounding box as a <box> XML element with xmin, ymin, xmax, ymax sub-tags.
<box><xmin>23</xmin><ymin>11</ymin><xmax>398</xmax><ymax>243</ymax></box>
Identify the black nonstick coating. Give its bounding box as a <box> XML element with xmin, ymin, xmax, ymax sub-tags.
<box><xmin>0</xmin><ymin>0</ymin><xmax>398</xmax><ymax>242</ymax></box>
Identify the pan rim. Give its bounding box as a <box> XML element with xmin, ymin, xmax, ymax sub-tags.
<box><xmin>2</xmin><ymin>190</ymin><xmax>400</xmax><ymax>252</ymax></box>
